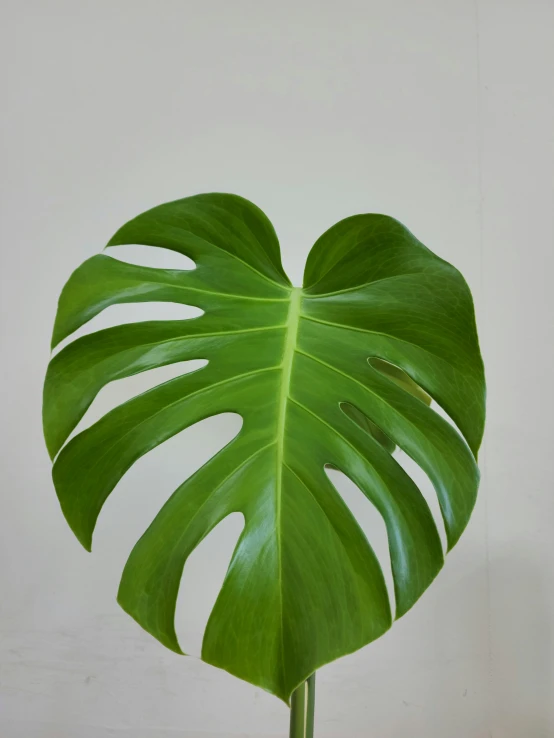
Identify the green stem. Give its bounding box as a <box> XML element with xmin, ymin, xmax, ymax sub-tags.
<box><xmin>289</xmin><ymin>673</ymin><xmax>316</xmax><ymax>738</ymax></box>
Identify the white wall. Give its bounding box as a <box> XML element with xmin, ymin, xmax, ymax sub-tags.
<box><xmin>0</xmin><ymin>1</ymin><xmax>552</xmax><ymax>736</ymax></box>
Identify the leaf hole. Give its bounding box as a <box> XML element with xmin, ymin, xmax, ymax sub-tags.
<box><xmin>63</xmin><ymin>359</ymin><xmax>209</xmax><ymax>446</ymax></box>
<box><xmin>339</xmin><ymin>402</ymin><xmax>396</xmax><ymax>455</ymax></box>
<box><xmin>365</xmin><ymin>356</ymin><xmax>470</xmax><ymax>549</ymax></box>
<box><xmin>93</xmin><ymin>412</ymin><xmax>244</xmax><ymax>574</ymax></box>
<box><xmin>52</xmin><ymin>302</ymin><xmax>204</xmax><ymax>356</ymax></box>
<box><xmin>368</xmin><ymin>355</ymin><xmax>472</xmax><ymax>455</ymax></box>
<box><xmin>393</xmin><ymin>448</ymin><xmax>448</xmax><ymax>554</ymax></box>
<box><xmin>176</xmin><ymin>512</ymin><xmax>245</xmax><ymax>658</ymax></box>
<box><xmin>323</xmin><ymin>465</ymin><xmax>396</xmax><ymax>617</ymax></box>
<box><xmin>105</xmin><ymin>244</ymin><xmax>195</xmax><ymax>271</ymax></box>
<box><xmin>368</xmin><ymin>357</ymin><xmax>432</xmax><ymax>406</ymax></box>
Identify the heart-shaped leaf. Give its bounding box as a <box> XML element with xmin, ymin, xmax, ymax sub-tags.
<box><xmin>43</xmin><ymin>194</ymin><xmax>485</xmax><ymax>702</ymax></box>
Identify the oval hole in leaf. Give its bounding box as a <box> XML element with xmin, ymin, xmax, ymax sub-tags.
<box><xmin>364</xmin><ymin>358</ymin><xmax>460</xmax><ymax>551</ymax></box>
<box><xmin>339</xmin><ymin>402</ymin><xmax>395</xmax><ymax>454</ymax></box>
<box><xmin>368</xmin><ymin>357</ymin><xmax>432</xmax><ymax>406</ymax></box>
<box><xmin>369</xmin><ymin>356</ymin><xmax>474</xmax><ymax>458</ymax></box>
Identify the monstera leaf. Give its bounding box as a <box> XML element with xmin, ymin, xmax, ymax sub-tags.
<box><xmin>43</xmin><ymin>194</ymin><xmax>485</xmax><ymax>702</ymax></box>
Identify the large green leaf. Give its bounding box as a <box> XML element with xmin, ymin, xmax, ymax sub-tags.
<box><xmin>43</xmin><ymin>193</ymin><xmax>485</xmax><ymax>703</ymax></box>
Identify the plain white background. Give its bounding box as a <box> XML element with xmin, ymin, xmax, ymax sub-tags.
<box><xmin>1</xmin><ymin>1</ymin><xmax>553</xmax><ymax>736</ymax></box>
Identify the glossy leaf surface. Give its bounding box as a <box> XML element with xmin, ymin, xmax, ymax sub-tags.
<box><xmin>43</xmin><ymin>194</ymin><xmax>485</xmax><ymax>702</ymax></box>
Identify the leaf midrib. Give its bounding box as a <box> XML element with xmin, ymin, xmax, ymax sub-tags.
<box><xmin>274</xmin><ymin>286</ymin><xmax>302</xmax><ymax>684</ymax></box>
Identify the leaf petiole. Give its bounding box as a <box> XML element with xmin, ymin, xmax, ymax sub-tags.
<box><xmin>289</xmin><ymin>673</ymin><xmax>316</xmax><ymax>738</ymax></box>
